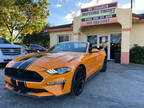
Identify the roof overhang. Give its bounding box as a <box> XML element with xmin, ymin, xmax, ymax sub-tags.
<box><xmin>44</xmin><ymin>24</ymin><xmax>73</xmax><ymax>32</ymax></box>
<box><xmin>44</xmin><ymin>27</ymin><xmax>73</xmax><ymax>32</ymax></box>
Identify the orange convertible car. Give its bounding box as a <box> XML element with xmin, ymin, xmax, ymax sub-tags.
<box><xmin>4</xmin><ymin>42</ymin><xmax>107</xmax><ymax>98</ymax></box>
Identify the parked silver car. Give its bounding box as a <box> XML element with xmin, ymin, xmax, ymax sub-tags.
<box><xmin>0</xmin><ymin>37</ymin><xmax>25</xmax><ymax>65</ymax></box>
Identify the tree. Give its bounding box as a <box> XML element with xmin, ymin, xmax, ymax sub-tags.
<box><xmin>0</xmin><ymin>0</ymin><xmax>50</xmax><ymax>42</ymax></box>
<box><xmin>23</xmin><ymin>32</ymin><xmax>50</xmax><ymax>48</ymax></box>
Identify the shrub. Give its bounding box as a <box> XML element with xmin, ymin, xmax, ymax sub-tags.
<box><xmin>130</xmin><ymin>44</ymin><xmax>144</xmax><ymax>64</ymax></box>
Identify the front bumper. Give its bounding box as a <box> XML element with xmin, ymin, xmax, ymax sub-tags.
<box><xmin>4</xmin><ymin>71</ymin><xmax>73</xmax><ymax>98</ymax></box>
<box><xmin>6</xmin><ymin>87</ymin><xmax>70</xmax><ymax>99</ymax></box>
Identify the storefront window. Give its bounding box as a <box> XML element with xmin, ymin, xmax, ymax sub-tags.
<box><xmin>88</xmin><ymin>36</ymin><xmax>97</xmax><ymax>48</ymax></box>
<box><xmin>111</xmin><ymin>34</ymin><xmax>121</xmax><ymax>44</ymax></box>
<box><xmin>88</xmin><ymin>36</ymin><xmax>97</xmax><ymax>44</ymax></box>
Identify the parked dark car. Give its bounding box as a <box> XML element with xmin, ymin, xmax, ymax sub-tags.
<box><xmin>27</xmin><ymin>44</ymin><xmax>47</xmax><ymax>53</ymax></box>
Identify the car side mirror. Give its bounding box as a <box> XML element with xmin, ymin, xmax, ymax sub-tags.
<box><xmin>37</xmin><ymin>50</ymin><xmax>40</xmax><ymax>53</ymax></box>
<box><xmin>91</xmin><ymin>49</ymin><xmax>99</xmax><ymax>53</ymax></box>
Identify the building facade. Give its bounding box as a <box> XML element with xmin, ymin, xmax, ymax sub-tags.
<box><xmin>44</xmin><ymin>2</ymin><xmax>144</xmax><ymax>64</ymax></box>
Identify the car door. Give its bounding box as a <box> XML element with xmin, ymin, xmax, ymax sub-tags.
<box><xmin>84</xmin><ymin>51</ymin><xmax>101</xmax><ymax>78</ymax></box>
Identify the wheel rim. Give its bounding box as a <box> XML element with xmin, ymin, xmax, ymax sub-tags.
<box><xmin>74</xmin><ymin>70</ymin><xmax>85</xmax><ymax>95</ymax></box>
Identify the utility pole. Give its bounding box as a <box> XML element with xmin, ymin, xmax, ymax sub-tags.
<box><xmin>131</xmin><ymin>0</ymin><xmax>133</xmax><ymax>9</ymax></box>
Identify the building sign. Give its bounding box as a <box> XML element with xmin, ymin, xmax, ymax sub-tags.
<box><xmin>81</xmin><ymin>2</ymin><xmax>118</xmax><ymax>26</ymax></box>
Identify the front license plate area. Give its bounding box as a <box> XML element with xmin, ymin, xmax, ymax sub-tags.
<box><xmin>10</xmin><ymin>79</ymin><xmax>26</xmax><ymax>93</ymax></box>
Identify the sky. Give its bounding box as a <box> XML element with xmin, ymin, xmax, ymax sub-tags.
<box><xmin>46</xmin><ymin>0</ymin><xmax>144</xmax><ymax>26</ymax></box>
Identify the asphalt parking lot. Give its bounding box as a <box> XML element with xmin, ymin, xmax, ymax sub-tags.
<box><xmin>0</xmin><ymin>62</ymin><xmax>144</xmax><ymax>108</ymax></box>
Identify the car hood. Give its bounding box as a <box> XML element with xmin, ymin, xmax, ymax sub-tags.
<box><xmin>0</xmin><ymin>44</ymin><xmax>22</xmax><ymax>48</ymax></box>
<box><xmin>11</xmin><ymin>52</ymin><xmax>85</xmax><ymax>69</ymax></box>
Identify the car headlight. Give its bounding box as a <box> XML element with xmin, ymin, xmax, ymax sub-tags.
<box><xmin>46</xmin><ymin>67</ymin><xmax>71</xmax><ymax>74</ymax></box>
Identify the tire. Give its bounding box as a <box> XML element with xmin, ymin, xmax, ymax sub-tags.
<box><xmin>100</xmin><ymin>58</ymin><xmax>107</xmax><ymax>72</ymax></box>
<box><xmin>71</xmin><ymin>66</ymin><xmax>86</xmax><ymax>96</ymax></box>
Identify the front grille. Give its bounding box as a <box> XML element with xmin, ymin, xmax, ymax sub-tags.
<box><xmin>7</xmin><ymin>80</ymin><xmax>47</xmax><ymax>93</ymax></box>
<box><xmin>4</xmin><ymin>59</ymin><xmax>12</xmax><ymax>62</ymax></box>
<box><xmin>5</xmin><ymin>68</ymin><xmax>43</xmax><ymax>82</ymax></box>
<box><xmin>9</xmin><ymin>83</ymin><xmax>47</xmax><ymax>93</ymax></box>
<box><xmin>1</xmin><ymin>48</ymin><xmax>21</xmax><ymax>55</ymax></box>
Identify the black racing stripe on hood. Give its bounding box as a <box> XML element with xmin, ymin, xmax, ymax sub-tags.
<box><xmin>12</xmin><ymin>53</ymin><xmax>47</xmax><ymax>69</ymax></box>
<box><xmin>18</xmin><ymin>57</ymin><xmax>39</xmax><ymax>69</ymax></box>
<box><xmin>20</xmin><ymin>53</ymin><xmax>47</xmax><ymax>61</ymax></box>
<box><xmin>12</xmin><ymin>60</ymin><xmax>26</xmax><ymax>68</ymax></box>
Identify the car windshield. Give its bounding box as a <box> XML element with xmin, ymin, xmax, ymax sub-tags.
<box><xmin>30</xmin><ymin>44</ymin><xmax>45</xmax><ymax>49</ymax></box>
<box><xmin>0</xmin><ymin>37</ymin><xmax>11</xmax><ymax>44</ymax></box>
<box><xmin>49</xmin><ymin>42</ymin><xmax>88</xmax><ymax>52</ymax></box>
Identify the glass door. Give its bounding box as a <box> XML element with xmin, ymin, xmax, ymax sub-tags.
<box><xmin>110</xmin><ymin>34</ymin><xmax>121</xmax><ymax>63</ymax></box>
<box><xmin>98</xmin><ymin>35</ymin><xmax>110</xmax><ymax>60</ymax></box>
<box><xmin>87</xmin><ymin>35</ymin><xmax>111</xmax><ymax>60</ymax></box>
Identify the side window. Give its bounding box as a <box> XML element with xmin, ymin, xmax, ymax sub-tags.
<box><xmin>30</xmin><ymin>45</ymin><xmax>37</xmax><ymax>49</ymax></box>
<box><xmin>57</xmin><ymin>35</ymin><xmax>70</xmax><ymax>43</ymax></box>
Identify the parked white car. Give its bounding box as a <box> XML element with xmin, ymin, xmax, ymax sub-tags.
<box><xmin>0</xmin><ymin>37</ymin><xmax>25</xmax><ymax>65</ymax></box>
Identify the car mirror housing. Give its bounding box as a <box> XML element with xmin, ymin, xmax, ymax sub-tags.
<box><xmin>37</xmin><ymin>50</ymin><xmax>40</xmax><ymax>53</ymax></box>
